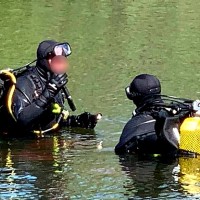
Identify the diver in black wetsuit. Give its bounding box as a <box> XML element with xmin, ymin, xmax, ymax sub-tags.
<box><xmin>115</xmin><ymin>74</ymin><xmax>186</xmax><ymax>155</ymax></box>
<box><xmin>0</xmin><ymin>40</ymin><xmax>101</xmax><ymax>137</ymax></box>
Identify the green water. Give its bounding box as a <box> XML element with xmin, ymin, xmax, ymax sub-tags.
<box><xmin>0</xmin><ymin>0</ymin><xmax>200</xmax><ymax>199</ymax></box>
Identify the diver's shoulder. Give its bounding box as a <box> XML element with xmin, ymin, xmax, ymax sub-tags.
<box><xmin>131</xmin><ymin>111</ymin><xmax>154</xmax><ymax>121</ymax></box>
<box><xmin>16</xmin><ymin>66</ymin><xmax>38</xmax><ymax>88</ymax></box>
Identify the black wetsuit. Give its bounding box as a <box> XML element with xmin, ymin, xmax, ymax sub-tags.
<box><xmin>115</xmin><ymin>109</ymin><xmax>178</xmax><ymax>155</ymax></box>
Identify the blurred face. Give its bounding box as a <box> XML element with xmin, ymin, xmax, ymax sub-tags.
<box><xmin>48</xmin><ymin>55</ymin><xmax>69</xmax><ymax>74</ymax></box>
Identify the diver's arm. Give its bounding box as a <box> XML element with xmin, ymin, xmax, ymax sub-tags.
<box><xmin>61</xmin><ymin>112</ymin><xmax>101</xmax><ymax>129</ymax></box>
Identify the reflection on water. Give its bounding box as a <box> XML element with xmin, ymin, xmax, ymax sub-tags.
<box><xmin>0</xmin><ymin>128</ymin><xmax>126</xmax><ymax>200</ymax></box>
<box><xmin>119</xmin><ymin>155</ymin><xmax>200</xmax><ymax>199</ymax></box>
<box><xmin>0</xmin><ymin>0</ymin><xmax>200</xmax><ymax>199</ymax></box>
<box><xmin>179</xmin><ymin>157</ymin><xmax>200</xmax><ymax>196</ymax></box>
<box><xmin>119</xmin><ymin>155</ymin><xmax>179</xmax><ymax>199</ymax></box>
<box><xmin>0</xmin><ymin>130</ymin><xmax>99</xmax><ymax>199</ymax></box>
<box><xmin>2</xmin><ymin>131</ymin><xmax>200</xmax><ymax>199</ymax></box>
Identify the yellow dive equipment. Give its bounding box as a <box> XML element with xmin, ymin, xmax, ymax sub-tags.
<box><xmin>33</xmin><ymin>104</ymin><xmax>69</xmax><ymax>137</ymax></box>
<box><xmin>180</xmin><ymin>117</ymin><xmax>200</xmax><ymax>154</ymax></box>
<box><xmin>0</xmin><ymin>69</ymin><xmax>17</xmax><ymax>121</ymax></box>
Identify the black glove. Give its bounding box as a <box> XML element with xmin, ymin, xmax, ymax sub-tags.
<box><xmin>36</xmin><ymin>73</ymin><xmax>68</xmax><ymax>107</ymax></box>
<box><xmin>65</xmin><ymin>112</ymin><xmax>102</xmax><ymax>129</ymax></box>
<box><xmin>46</xmin><ymin>73</ymin><xmax>68</xmax><ymax>97</ymax></box>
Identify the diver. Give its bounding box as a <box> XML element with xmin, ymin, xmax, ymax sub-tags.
<box><xmin>0</xmin><ymin>40</ymin><xmax>101</xmax><ymax>137</ymax></box>
<box><xmin>115</xmin><ymin>74</ymin><xmax>200</xmax><ymax>156</ymax></box>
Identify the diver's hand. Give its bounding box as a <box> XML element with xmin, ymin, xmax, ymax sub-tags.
<box><xmin>43</xmin><ymin>73</ymin><xmax>68</xmax><ymax>98</ymax></box>
<box><xmin>36</xmin><ymin>74</ymin><xmax>68</xmax><ymax>107</ymax></box>
<box><xmin>76</xmin><ymin>112</ymin><xmax>102</xmax><ymax>129</ymax></box>
<box><xmin>192</xmin><ymin>100</ymin><xmax>200</xmax><ymax>116</ymax></box>
<box><xmin>66</xmin><ymin>112</ymin><xmax>102</xmax><ymax>129</ymax></box>
<box><xmin>47</xmin><ymin>73</ymin><xmax>68</xmax><ymax>96</ymax></box>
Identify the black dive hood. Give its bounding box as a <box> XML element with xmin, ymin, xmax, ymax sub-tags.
<box><xmin>126</xmin><ymin>74</ymin><xmax>161</xmax><ymax>107</ymax></box>
<box><xmin>36</xmin><ymin>40</ymin><xmax>63</xmax><ymax>81</ymax></box>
